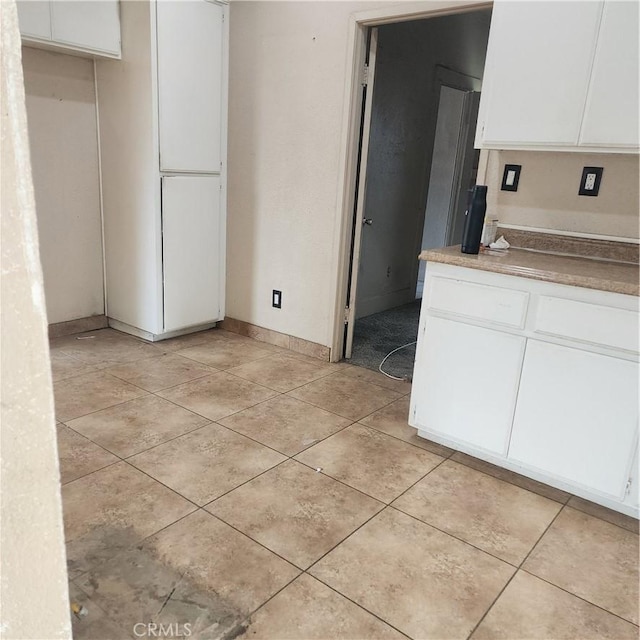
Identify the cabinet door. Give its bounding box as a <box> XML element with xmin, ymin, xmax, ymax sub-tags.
<box><xmin>17</xmin><ymin>1</ymin><xmax>51</xmax><ymax>40</ymax></box>
<box><xmin>509</xmin><ymin>340</ymin><xmax>639</xmax><ymax>499</ymax></box>
<box><xmin>478</xmin><ymin>1</ymin><xmax>601</xmax><ymax>146</ymax></box>
<box><xmin>579</xmin><ymin>1</ymin><xmax>639</xmax><ymax>148</ymax></box>
<box><xmin>156</xmin><ymin>0</ymin><xmax>223</xmax><ymax>173</ymax></box>
<box><xmin>162</xmin><ymin>176</ymin><xmax>222</xmax><ymax>332</ymax></box>
<box><xmin>412</xmin><ymin>316</ymin><xmax>526</xmax><ymax>455</ymax></box>
<box><xmin>50</xmin><ymin>1</ymin><xmax>121</xmax><ymax>57</ymax></box>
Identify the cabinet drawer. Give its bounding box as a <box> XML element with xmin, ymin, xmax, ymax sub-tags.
<box><xmin>534</xmin><ymin>296</ymin><xmax>639</xmax><ymax>353</ymax></box>
<box><xmin>427</xmin><ymin>276</ymin><xmax>529</xmax><ymax>328</ymax></box>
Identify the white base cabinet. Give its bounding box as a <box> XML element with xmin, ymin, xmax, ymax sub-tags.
<box><xmin>411</xmin><ymin>262</ymin><xmax>639</xmax><ymax>516</ymax></box>
<box><xmin>413</xmin><ymin>316</ymin><xmax>525</xmax><ymax>456</ymax></box>
<box><xmin>509</xmin><ymin>340</ymin><xmax>638</xmax><ymax>499</ymax></box>
<box><xmin>162</xmin><ymin>177</ymin><xmax>222</xmax><ymax>333</ymax></box>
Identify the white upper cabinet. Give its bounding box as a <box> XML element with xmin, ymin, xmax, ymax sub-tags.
<box><xmin>17</xmin><ymin>0</ymin><xmax>120</xmax><ymax>59</ymax></box>
<box><xmin>476</xmin><ymin>0</ymin><xmax>638</xmax><ymax>152</ymax></box>
<box><xmin>50</xmin><ymin>1</ymin><xmax>121</xmax><ymax>57</ymax></box>
<box><xmin>478</xmin><ymin>1</ymin><xmax>601</xmax><ymax>147</ymax></box>
<box><xmin>16</xmin><ymin>1</ymin><xmax>51</xmax><ymax>40</ymax></box>
<box><xmin>579</xmin><ymin>1</ymin><xmax>639</xmax><ymax>148</ymax></box>
<box><xmin>157</xmin><ymin>0</ymin><xmax>223</xmax><ymax>173</ymax></box>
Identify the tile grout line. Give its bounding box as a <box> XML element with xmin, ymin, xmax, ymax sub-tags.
<box><xmin>464</xmin><ymin>502</ymin><xmax>568</xmax><ymax>639</ymax></box>
<box><xmin>59</xmin><ymin>459</ymin><xmax>122</xmax><ymax>488</ymax></box>
<box><xmin>518</xmin><ymin>566</ymin><xmax>640</xmax><ymax>628</ymax></box>
<box><xmin>357</xmin><ymin>418</ymin><xmax>456</xmax><ymax>457</ymax></box>
<box><xmin>53</xmin><ymin>331</ymin><xmax>637</xmax><ymax>637</ymax></box>
<box><xmin>561</xmin><ymin>501</ymin><xmax>639</xmax><ymax>535</ymax></box>
<box><xmin>56</xmin><ymin>361</ymin><xmax>632</xmax><ymax>545</ymax></box>
<box><xmin>445</xmin><ymin>456</ymin><xmax>571</xmax><ymax>507</ymax></box>
<box><xmin>70</xmin><ymin>507</ymin><xmax>202</xmax><ymax>586</ymax></box>
<box><xmin>212</xmin><ymin>416</ymin><xmax>358</xmax><ymax>461</ymax></box>
<box><xmin>222</xmin><ymin>364</ymin><xmax>341</xmax><ymax>395</ymax></box>
<box><xmin>387</xmin><ymin>503</ymin><xmax>521</xmax><ymax>570</ymax></box>
<box><xmin>204</xmin><ymin>509</ymin><xmax>306</xmax><ymax>572</ymax></box>
<box><xmin>284</xmin><ymin>384</ymin><xmax>407</xmax><ymax>424</ymax></box>
<box><xmin>100</xmin><ymin>346</ymin><xmax>629</xmax><ymax>538</ymax></box>
<box><xmin>302</xmin><ymin>572</ymin><xmax>413</xmax><ymax>640</ymax></box>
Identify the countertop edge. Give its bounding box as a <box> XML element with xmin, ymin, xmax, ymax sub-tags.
<box><xmin>419</xmin><ymin>249</ymin><xmax>640</xmax><ymax>297</ymax></box>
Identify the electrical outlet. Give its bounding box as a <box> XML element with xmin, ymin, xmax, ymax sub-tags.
<box><xmin>579</xmin><ymin>166</ymin><xmax>603</xmax><ymax>196</ymax></box>
<box><xmin>272</xmin><ymin>290</ymin><xmax>282</xmax><ymax>309</ymax></box>
<box><xmin>501</xmin><ymin>164</ymin><xmax>521</xmax><ymax>191</ymax></box>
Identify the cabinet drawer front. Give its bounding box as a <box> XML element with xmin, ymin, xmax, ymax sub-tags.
<box><xmin>535</xmin><ymin>296</ymin><xmax>639</xmax><ymax>353</ymax></box>
<box><xmin>427</xmin><ymin>277</ymin><xmax>528</xmax><ymax>328</ymax></box>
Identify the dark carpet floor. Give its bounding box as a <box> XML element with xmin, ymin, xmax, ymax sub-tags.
<box><xmin>348</xmin><ymin>300</ymin><xmax>421</xmax><ymax>380</ymax></box>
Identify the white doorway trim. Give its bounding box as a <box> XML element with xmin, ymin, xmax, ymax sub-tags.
<box><xmin>329</xmin><ymin>0</ymin><xmax>492</xmax><ymax>362</ymax></box>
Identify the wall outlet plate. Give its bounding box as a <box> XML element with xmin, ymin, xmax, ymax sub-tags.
<box><xmin>501</xmin><ymin>164</ymin><xmax>521</xmax><ymax>192</ymax></box>
<box><xmin>579</xmin><ymin>166</ymin><xmax>603</xmax><ymax>196</ymax></box>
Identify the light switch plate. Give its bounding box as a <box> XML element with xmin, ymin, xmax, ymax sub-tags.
<box><xmin>501</xmin><ymin>164</ymin><xmax>521</xmax><ymax>192</ymax></box>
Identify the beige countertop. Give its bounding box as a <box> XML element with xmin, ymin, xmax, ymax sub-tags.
<box><xmin>419</xmin><ymin>245</ymin><xmax>640</xmax><ymax>296</ymax></box>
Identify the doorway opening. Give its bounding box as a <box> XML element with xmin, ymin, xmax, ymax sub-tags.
<box><xmin>341</xmin><ymin>8</ymin><xmax>492</xmax><ymax>378</ymax></box>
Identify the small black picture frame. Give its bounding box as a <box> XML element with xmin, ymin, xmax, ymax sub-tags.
<box><xmin>501</xmin><ymin>164</ymin><xmax>521</xmax><ymax>192</ymax></box>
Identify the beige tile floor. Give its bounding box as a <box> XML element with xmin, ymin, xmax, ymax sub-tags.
<box><xmin>52</xmin><ymin>328</ymin><xmax>639</xmax><ymax>640</ymax></box>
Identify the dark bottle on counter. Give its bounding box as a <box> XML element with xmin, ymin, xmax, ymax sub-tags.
<box><xmin>461</xmin><ymin>185</ymin><xmax>487</xmax><ymax>254</ymax></box>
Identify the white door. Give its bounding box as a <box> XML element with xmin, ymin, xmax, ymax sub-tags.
<box><xmin>162</xmin><ymin>176</ymin><xmax>222</xmax><ymax>332</ymax></box>
<box><xmin>344</xmin><ymin>29</ymin><xmax>378</xmax><ymax>358</ymax></box>
<box><xmin>509</xmin><ymin>340</ymin><xmax>639</xmax><ymax>498</ymax></box>
<box><xmin>156</xmin><ymin>0</ymin><xmax>223</xmax><ymax>173</ymax></box>
<box><xmin>579</xmin><ymin>1</ymin><xmax>639</xmax><ymax>148</ymax></box>
<box><xmin>478</xmin><ymin>1</ymin><xmax>601</xmax><ymax>146</ymax></box>
<box><xmin>412</xmin><ymin>316</ymin><xmax>526</xmax><ymax>455</ymax></box>
<box><xmin>420</xmin><ymin>86</ymin><xmax>466</xmax><ymax>254</ymax></box>
<box><xmin>16</xmin><ymin>0</ymin><xmax>51</xmax><ymax>40</ymax></box>
<box><xmin>417</xmin><ymin>88</ymin><xmax>480</xmax><ymax>296</ymax></box>
<box><xmin>50</xmin><ymin>1</ymin><xmax>120</xmax><ymax>56</ymax></box>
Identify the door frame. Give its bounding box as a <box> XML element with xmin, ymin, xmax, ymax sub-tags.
<box><xmin>329</xmin><ymin>0</ymin><xmax>493</xmax><ymax>362</ymax></box>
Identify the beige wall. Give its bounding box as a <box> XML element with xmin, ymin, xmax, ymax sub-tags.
<box><xmin>227</xmin><ymin>1</ymin><xmax>384</xmax><ymax>347</ymax></box>
<box><xmin>484</xmin><ymin>150</ymin><xmax>639</xmax><ymax>239</ymax></box>
<box><xmin>1</xmin><ymin>2</ymin><xmax>71</xmax><ymax>638</ymax></box>
<box><xmin>22</xmin><ymin>47</ymin><xmax>105</xmax><ymax>325</ymax></box>
<box><xmin>228</xmin><ymin>1</ymin><xmax>640</xmax><ymax>350</ymax></box>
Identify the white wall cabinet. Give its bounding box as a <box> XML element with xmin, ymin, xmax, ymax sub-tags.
<box><xmin>17</xmin><ymin>0</ymin><xmax>121</xmax><ymax>59</ymax></box>
<box><xmin>579</xmin><ymin>1</ymin><xmax>639</xmax><ymax>148</ymax></box>
<box><xmin>97</xmin><ymin>0</ymin><xmax>227</xmax><ymax>339</ymax></box>
<box><xmin>17</xmin><ymin>1</ymin><xmax>51</xmax><ymax>40</ymax></box>
<box><xmin>413</xmin><ymin>316</ymin><xmax>525</xmax><ymax>455</ymax></box>
<box><xmin>157</xmin><ymin>0</ymin><xmax>223</xmax><ymax>173</ymax></box>
<box><xmin>476</xmin><ymin>0</ymin><xmax>639</xmax><ymax>152</ymax></box>
<box><xmin>410</xmin><ymin>263</ymin><xmax>639</xmax><ymax>516</ymax></box>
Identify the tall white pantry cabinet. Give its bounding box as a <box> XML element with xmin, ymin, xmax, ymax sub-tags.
<box><xmin>97</xmin><ymin>0</ymin><xmax>228</xmax><ymax>339</ymax></box>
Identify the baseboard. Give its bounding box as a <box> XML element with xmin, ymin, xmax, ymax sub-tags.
<box><xmin>107</xmin><ymin>318</ymin><xmax>218</xmax><ymax>342</ymax></box>
<box><xmin>48</xmin><ymin>315</ymin><xmax>108</xmax><ymax>339</ymax></box>
<box><xmin>219</xmin><ymin>317</ymin><xmax>331</xmax><ymax>361</ymax></box>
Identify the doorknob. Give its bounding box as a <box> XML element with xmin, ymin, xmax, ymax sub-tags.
<box><xmin>363</xmin><ymin>218</ymin><xmax>373</xmax><ymax>225</ymax></box>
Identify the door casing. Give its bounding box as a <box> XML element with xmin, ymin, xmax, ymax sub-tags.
<box><xmin>330</xmin><ymin>0</ymin><xmax>493</xmax><ymax>362</ymax></box>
